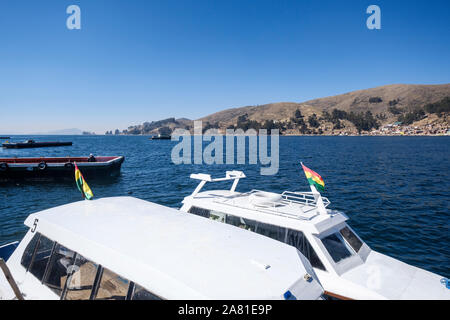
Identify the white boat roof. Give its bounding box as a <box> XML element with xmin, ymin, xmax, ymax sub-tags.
<box><xmin>24</xmin><ymin>197</ymin><xmax>322</xmax><ymax>300</ymax></box>
<box><xmin>340</xmin><ymin>251</ymin><xmax>450</xmax><ymax>300</ymax></box>
<box><xmin>182</xmin><ymin>190</ymin><xmax>348</xmax><ymax>235</ymax></box>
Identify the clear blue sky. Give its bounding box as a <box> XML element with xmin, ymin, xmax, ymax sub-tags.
<box><xmin>0</xmin><ymin>0</ymin><xmax>449</xmax><ymax>133</ymax></box>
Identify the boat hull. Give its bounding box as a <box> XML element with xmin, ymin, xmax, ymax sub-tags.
<box><xmin>0</xmin><ymin>156</ymin><xmax>124</xmax><ymax>181</ymax></box>
<box><xmin>2</xmin><ymin>142</ymin><xmax>72</xmax><ymax>149</ymax></box>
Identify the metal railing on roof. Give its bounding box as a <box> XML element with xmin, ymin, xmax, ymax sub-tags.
<box><xmin>188</xmin><ymin>171</ymin><xmax>331</xmax><ymax>220</ymax></box>
<box><xmin>211</xmin><ymin>189</ymin><xmax>330</xmax><ymax>221</ymax></box>
<box><xmin>281</xmin><ymin>191</ymin><xmax>330</xmax><ymax>208</ymax></box>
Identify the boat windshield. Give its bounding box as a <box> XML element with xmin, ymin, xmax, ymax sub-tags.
<box><xmin>321</xmin><ymin>225</ymin><xmax>364</xmax><ymax>264</ymax></box>
<box><xmin>321</xmin><ymin>232</ymin><xmax>354</xmax><ymax>263</ymax></box>
<box><xmin>339</xmin><ymin>226</ymin><xmax>363</xmax><ymax>253</ymax></box>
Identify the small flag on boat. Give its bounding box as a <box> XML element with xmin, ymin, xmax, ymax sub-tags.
<box><xmin>74</xmin><ymin>162</ymin><xmax>94</xmax><ymax>200</ymax></box>
<box><xmin>301</xmin><ymin>163</ymin><xmax>325</xmax><ymax>192</ymax></box>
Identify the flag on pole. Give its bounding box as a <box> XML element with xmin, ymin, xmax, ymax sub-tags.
<box><xmin>301</xmin><ymin>163</ymin><xmax>325</xmax><ymax>192</ymax></box>
<box><xmin>74</xmin><ymin>162</ymin><xmax>94</xmax><ymax>200</ymax></box>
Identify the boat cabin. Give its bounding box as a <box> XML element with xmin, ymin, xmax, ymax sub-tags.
<box><xmin>0</xmin><ymin>196</ymin><xmax>324</xmax><ymax>300</ymax></box>
<box><xmin>180</xmin><ymin>171</ymin><xmax>450</xmax><ymax>300</ymax></box>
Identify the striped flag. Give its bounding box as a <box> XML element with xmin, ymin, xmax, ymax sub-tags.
<box><xmin>74</xmin><ymin>162</ymin><xmax>94</xmax><ymax>200</ymax></box>
<box><xmin>301</xmin><ymin>163</ymin><xmax>325</xmax><ymax>192</ymax></box>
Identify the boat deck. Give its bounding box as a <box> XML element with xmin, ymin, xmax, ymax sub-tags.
<box><xmin>184</xmin><ymin>189</ymin><xmax>349</xmax><ymax>234</ymax></box>
<box><xmin>194</xmin><ymin>189</ymin><xmax>333</xmax><ymax>221</ymax></box>
<box><xmin>214</xmin><ymin>190</ymin><xmax>322</xmax><ymax>220</ymax></box>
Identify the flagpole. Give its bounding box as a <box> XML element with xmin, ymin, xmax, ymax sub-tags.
<box><xmin>75</xmin><ymin>162</ymin><xmax>84</xmax><ymax>200</ymax></box>
<box><xmin>309</xmin><ymin>184</ymin><xmax>327</xmax><ymax>215</ymax></box>
<box><xmin>301</xmin><ymin>162</ymin><xmax>327</xmax><ymax>215</ymax></box>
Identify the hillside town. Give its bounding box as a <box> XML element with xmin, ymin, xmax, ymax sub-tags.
<box><xmin>367</xmin><ymin>122</ymin><xmax>449</xmax><ymax>136</ymax></box>
<box><xmin>107</xmin><ymin>87</ymin><xmax>450</xmax><ymax>137</ymax></box>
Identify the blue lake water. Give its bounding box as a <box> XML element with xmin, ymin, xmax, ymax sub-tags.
<box><xmin>0</xmin><ymin>135</ymin><xmax>449</xmax><ymax>277</ymax></box>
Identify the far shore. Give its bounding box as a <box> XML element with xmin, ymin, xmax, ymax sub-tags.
<box><xmin>2</xmin><ymin>133</ymin><xmax>449</xmax><ymax>137</ymax></box>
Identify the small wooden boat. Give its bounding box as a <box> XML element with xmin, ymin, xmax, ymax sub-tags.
<box><xmin>2</xmin><ymin>140</ymin><xmax>72</xmax><ymax>149</ymax></box>
<box><xmin>150</xmin><ymin>134</ymin><xmax>171</xmax><ymax>140</ymax></box>
<box><xmin>0</xmin><ymin>156</ymin><xmax>124</xmax><ymax>180</ymax></box>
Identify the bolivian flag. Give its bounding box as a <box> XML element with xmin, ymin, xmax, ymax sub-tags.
<box><xmin>74</xmin><ymin>163</ymin><xmax>94</xmax><ymax>200</ymax></box>
<box><xmin>301</xmin><ymin>163</ymin><xmax>325</xmax><ymax>192</ymax></box>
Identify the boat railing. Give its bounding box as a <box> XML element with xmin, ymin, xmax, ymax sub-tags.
<box><xmin>281</xmin><ymin>191</ymin><xmax>330</xmax><ymax>208</ymax></box>
<box><xmin>211</xmin><ymin>189</ymin><xmax>325</xmax><ymax>220</ymax></box>
<box><xmin>188</xmin><ymin>171</ymin><xmax>332</xmax><ymax>220</ymax></box>
<box><xmin>190</xmin><ymin>171</ymin><xmax>246</xmax><ymax>197</ymax></box>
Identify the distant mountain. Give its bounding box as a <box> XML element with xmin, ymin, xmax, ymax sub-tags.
<box><xmin>32</xmin><ymin>128</ymin><xmax>84</xmax><ymax>135</ymax></box>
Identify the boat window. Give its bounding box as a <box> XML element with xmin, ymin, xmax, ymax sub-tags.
<box><xmin>94</xmin><ymin>268</ymin><xmax>130</xmax><ymax>300</ymax></box>
<box><xmin>226</xmin><ymin>215</ymin><xmax>258</xmax><ymax>232</ymax></box>
<box><xmin>286</xmin><ymin>229</ymin><xmax>326</xmax><ymax>271</ymax></box>
<box><xmin>43</xmin><ymin>244</ymin><xmax>77</xmax><ymax>296</ymax></box>
<box><xmin>255</xmin><ymin>222</ymin><xmax>287</xmax><ymax>242</ymax></box>
<box><xmin>28</xmin><ymin>235</ymin><xmax>55</xmax><ymax>281</ymax></box>
<box><xmin>321</xmin><ymin>233</ymin><xmax>354</xmax><ymax>263</ymax></box>
<box><xmin>20</xmin><ymin>233</ymin><xmax>40</xmax><ymax>271</ymax></box>
<box><xmin>131</xmin><ymin>284</ymin><xmax>162</xmax><ymax>300</ymax></box>
<box><xmin>209</xmin><ymin>211</ymin><xmax>226</xmax><ymax>223</ymax></box>
<box><xmin>63</xmin><ymin>254</ymin><xmax>99</xmax><ymax>300</ymax></box>
<box><xmin>340</xmin><ymin>226</ymin><xmax>363</xmax><ymax>253</ymax></box>
<box><xmin>188</xmin><ymin>206</ymin><xmax>211</xmax><ymax>218</ymax></box>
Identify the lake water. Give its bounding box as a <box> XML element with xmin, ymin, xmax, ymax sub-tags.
<box><xmin>0</xmin><ymin>135</ymin><xmax>449</xmax><ymax>277</ymax></box>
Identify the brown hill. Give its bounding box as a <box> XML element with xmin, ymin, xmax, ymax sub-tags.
<box><xmin>118</xmin><ymin>84</ymin><xmax>449</xmax><ymax>135</ymax></box>
<box><xmin>198</xmin><ymin>84</ymin><xmax>450</xmax><ymax>127</ymax></box>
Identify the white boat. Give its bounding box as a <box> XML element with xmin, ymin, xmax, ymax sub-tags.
<box><xmin>180</xmin><ymin>171</ymin><xmax>450</xmax><ymax>300</ymax></box>
<box><xmin>0</xmin><ymin>196</ymin><xmax>324</xmax><ymax>300</ymax></box>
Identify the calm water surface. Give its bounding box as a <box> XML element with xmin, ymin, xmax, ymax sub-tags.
<box><xmin>0</xmin><ymin>135</ymin><xmax>449</xmax><ymax>277</ymax></box>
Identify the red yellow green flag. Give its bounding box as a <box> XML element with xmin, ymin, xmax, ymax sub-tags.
<box><xmin>301</xmin><ymin>163</ymin><xmax>325</xmax><ymax>192</ymax></box>
<box><xmin>74</xmin><ymin>162</ymin><xmax>94</xmax><ymax>200</ymax></box>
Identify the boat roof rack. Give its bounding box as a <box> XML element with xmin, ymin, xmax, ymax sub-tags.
<box><xmin>189</xmin><ymin>170</ymin><xmax>331</xmax><ymax>217</ymax></box>
<box><xmin>190</xmin><ymin>170</ymin><xmax>246</xmax><ymax>197</ymax></box>
<box><xmin>209</xmin><ymin>189</ymin><xmax>331</xmax><ymax>221</ymax></box>
<box><xmin>281</xmin><ymin>191</ymin><xmax>330</xmax><ymax>208</ymax></box>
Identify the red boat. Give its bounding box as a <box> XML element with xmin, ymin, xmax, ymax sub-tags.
<box><xmin>0</xmin><ymin>156</ymin><xmax>124</xmax><ymax>180</ymax></box>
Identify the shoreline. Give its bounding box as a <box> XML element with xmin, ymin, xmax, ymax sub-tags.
<box><xmin>2</xmin><ymin>133</ymin><xmax>449</xmax><ymax>137</ymax></box>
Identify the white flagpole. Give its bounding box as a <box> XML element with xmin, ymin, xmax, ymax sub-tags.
<box><xmin>309</xmin><ymin>184</ymin><xmax>327</xmax><ymax>215</ymax></box>
<box><xmin>301</xmin><ymin>162</ymin><xmax>327</xmax><ymax>215</ymax></box>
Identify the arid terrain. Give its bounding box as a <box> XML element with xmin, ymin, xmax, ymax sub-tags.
<box><xmin>112</xmin><ymin>84</ymin><xmax>450</xmax><ymax>136</ymax></box>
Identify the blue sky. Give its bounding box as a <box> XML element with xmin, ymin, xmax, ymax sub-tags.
<box><xmin>0</xmin><ymin>0</ymin><xmax>449</xmax><ymax>133</ymax></box>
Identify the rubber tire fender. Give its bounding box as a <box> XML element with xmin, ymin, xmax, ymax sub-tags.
<box><xmin>37</xmin><ymin>162</ymin><xmax>47</xmax><ymax>170</ymax></box>
<box><xmin>64</xmin><ymin>162</ymin><xmax>74</xmax><ymax>169</ymax></box>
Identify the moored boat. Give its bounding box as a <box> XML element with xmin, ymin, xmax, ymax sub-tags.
<box><xmin>150</xmin><ymin>134</ymin><xmax>171</xmax><ymax>140</ymax></box>
<box><xmin>0</xmin><ymin>197</ymin><xmax>324</xmax><ymax>300</ymax></box>
<box><xmin>180</xmin><ymin>170</ymin><xmax>450</xmax><ymax>300</ymax></box>
<box><xmin>0</xmin><ymin>156</ymin><xmax>124</xmax><ymax>180</ymax></box>
<box><xmin>2</xmin><ymin>140</ymin><xmax>72</xmax><ymax>149</ymax></box>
